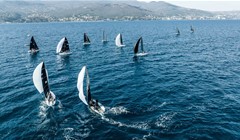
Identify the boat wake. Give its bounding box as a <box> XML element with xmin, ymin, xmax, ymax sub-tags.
<box><xmin>155</xmin><ymin>112</ymin><xmax>177</xmax><ymax>129</ymax></box>
<box><xmin>101</xmin><ymin>115</ymin><xmax>150</xmax><ymax>130</ymax></box>
<box><xmin>143</xmin><ymin>102</ymin><xmax>167</xmax><ymax>113</ymax></box>
<box><xmin>100</xmin><ymin>106</ymin><xmax>150</xmax><ymax>130</ymax></box>
<box><xmin>38</xmin><ymin>99</ymin><xmax>62</xmax><ymax>118</ymax></box>
<box><xmin>105</xmin><ymin>106</ymin><xmax>129</xmax><ymax>115</ymax></box>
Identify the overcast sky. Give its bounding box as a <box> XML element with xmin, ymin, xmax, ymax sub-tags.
<box><xmin>138</xmin><ymin>0</ymin><xmax>240</xmax><ymax>11</ymax></box>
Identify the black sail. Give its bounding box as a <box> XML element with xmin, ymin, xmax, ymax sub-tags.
<box><xmin>120</xmin><ymin>34</ymin><xmax>123</xmax><ymax>45</ymax></box>
<box><xmin>84</xmin><ymin>33</ymin><xmax>90</xmax><ymax>43</ymax></box>
<box><xmin>87</xmin><ymin>85</ymin><xmax>92</xmax><ymax>104</ymax></box>
<box><xmin>30</xmin><ymin>36</ymin><xmax>39</xmax><ymax>50</ymax></box>
<box><xmin>60</xmin><ymin>37</ymin><xmax>70</xmax><ymax>53</ymax></box>
<box><xmin>134</xmin><ymin>37</ymin><xmax>142</xmax><ymax>54</ymax></box>
<box><xmin>41</xmin><ymin>62</ymin><xmax>50</xmax><ymax>98</ymax></box>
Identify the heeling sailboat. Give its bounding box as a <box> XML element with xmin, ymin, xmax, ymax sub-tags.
<box><xmin>77</xmin><ymin>66</ymin><xmax>105</xmax><ymax>115</ymax></box>
<box><xmin>134</xmin><ymin>37</ymin><xmax>148</xmax><ymax>56</ymax></box>
<box><xmin>33</xmin><ymin>62</ymin><xmax>56</xmax><ymax>106</ymax></box>
<box><xmin>83</xmin><ymin>33</ymin><xmax>91</xmax><ymax>46</ymax></box>
<box><xmin>56</xmin><ymin>37</ymin><xmax>71</xmax><ymax>55</ymax></box>
<box><xmin>28</xmin><ymin>36</ymin><xmax>39</xmax><ymax>53</ymax></box>
<box><xmin>102</xmin><ymin>30</ymin><xmax>108</xmax><ymax>43</ymax></box>
<box><xmin>115</xmin><ymin>33</ymin><xmax>125</xmax><ymax>47</ymax></box>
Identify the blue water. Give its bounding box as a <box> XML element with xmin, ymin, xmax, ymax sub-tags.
<box><xmin>1</xmin><ymin>20</ymin><xmax>240</xmax><ymax>139</ymax></box>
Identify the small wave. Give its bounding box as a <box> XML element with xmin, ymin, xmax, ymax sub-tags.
<box><xmin>38</xmin><ymin>101</ymin><xmax>49</xmax><ymax>118</ymax></box>
<box><xmin>132</xmin><ymin>132</ymin><xmax>152</xmax><ymax>140</ymax></box>
<box><xmin>57</xmin><ymin>100</ymin><xmax>63</xmax><ymax>110</ymax></box>
<box><xmin>106</xmin><ymin>106</ymin><xmax>129</xmax><ymax>115</ymax></box>
<box><xmin>155</xmin><ymin>112</ymin><xmax>176</xmax><ymax>129</ymax></box>
<box><xmin>144</xmin><ymin>102</ymin><xmax>167</xmax><ymax>113</ymax></box>
<box><xmin>63</xmin><ymin>128</ymin><xmax>77</xmax><ymax>140</ymax></box>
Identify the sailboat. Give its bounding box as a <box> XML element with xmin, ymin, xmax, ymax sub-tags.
<box><xmin>28</xmin><ymin>36</ymin><xmax>39</xmax><ymax>53</ymax></box>
<box><xmin>176</xmin><ymin>27</ymin><xmax>180</xmax><ymax>36</ymax></box>
<box><xmin>134</xmin><ymin>37</ymin><xmax>148</xmax><ymax>56</ymax></box>
<box><xmin>115</xmin><ymin>33</ymin><xmax>125</xmax><ymax>47</ymax></box>
<box><xmin>190</xmin><ymin>25</ymin><xmax>194</xmax><ymax>33</ymax></box>
<box><xmin>77</xmin><ymin>66</ymin><xmax>105</xmax><ymax>115</ymax></box>
<box><xmin>33</xmin><ymin>62</ymin><xmax>56</xmax><ymax>106</ymax></box>
<box><xmin>102</xmin><ymin>30</ymin><xmax>108</xmax><ymax>43</ymax></box>
<box><xmin>56</xmin><ymin>37</ymin><xmax>71</xmax><ymax>55</ymax></box>
<box><xmin>83</xmin><ymin>33</ymin><xmax>91</xmax><ymax>46</ymax></box>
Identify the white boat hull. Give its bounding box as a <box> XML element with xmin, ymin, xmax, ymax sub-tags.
<box><xmin>135</xmin><ymin>52</ymin><xmax>148</xmax><ymax>56</ymax></box>
<box><xmin>83</xmin><ymin>42</ymin><xmax>91</xmax><ymax>46</ymax></box>
<box><xmin>58</xmin><ymin>51</ymin><xmax>72</xmax><ymax>56</ymax></box>
<box><xmin>117</xmin><ymin>45</ymin><xmax>125</xmax><ymax>47</ymax></box>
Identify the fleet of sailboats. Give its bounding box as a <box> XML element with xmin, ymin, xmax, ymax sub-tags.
<box><xmin>30</xmin><ymin>26</ymin><xmax>194</xmax><ymax>109</ymax></box>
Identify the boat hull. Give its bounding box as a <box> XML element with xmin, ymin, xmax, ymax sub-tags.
<box><xmin>83</xmin><ymin>43</ymin><xmax>91</xmax><ymax>46</ymax></box>
<box><xmin>89</xmin><ymin>100</ymin><xmax>105</xmax><ymax>115</ymax></box>
<box><xmin>58</xmin><ymin>51</ymin><xmax>72</xmax><ymax>56</ymax></box>
<box><xmin>135</xmin><ymin>52</ymin><xmax>148</xmax><ymax>56</ymax></box>
<box><xmin>117</xmin><ymin>45</ymin><xmax>125</xmax><ymax>47</ymax></box>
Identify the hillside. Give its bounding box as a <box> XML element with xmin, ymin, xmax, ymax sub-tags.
<box><xmin>0</xmin><ymin>1</ymin><xmax>232</xmax><ymax>23</ymax></box>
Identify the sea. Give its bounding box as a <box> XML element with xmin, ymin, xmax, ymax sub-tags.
<box><xmin>1</xmin><ymin>20</ymin><xmax>240</xmax><ymax>140</ymax></box>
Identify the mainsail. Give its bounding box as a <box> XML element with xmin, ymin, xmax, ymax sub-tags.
<box><xmin>30</xmin><ymin>36</ymin><xmax>39</xmax><ymax>50</ymax></box>
<box><xmin>33</xmin><ymin>62</ymin><xmax>50</xmax><ymax>98</ymax></box>
<box><xmin>77</xmin><ymin>66</ymin><xmax>90</xmax><ymax>105</ymax></box>
<box><xmin>134</xmin><ymin>37</ymin><xmax>143</xmax><ymax>54</ymax></box>
<box><xmin>56</xmin><ymin>37</ymin><xmax>70</xmax><ymax>53</ymax></box>
<box><xmin>84</xmin><ymin>33</ymin><xmax>90</xmax><ymax>43</ymax></box>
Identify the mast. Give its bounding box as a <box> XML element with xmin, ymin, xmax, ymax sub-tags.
<box><xmin>120</xmin><ymin>34</ymin><xmax>123</xmax><ymax>45</ymax></box>
<box><xmin>41</xmin><ymin>62</ymin><xmax>50</xmax><ymax>98</ymax></box>
<box><xmin>86</xmin><ymin>68</ymin><xmax>91</xmax><ymax>103</ymax></box>
<box><xmin>102</xmin><ymin>30</ymin><xmax>105</xmax><ymax>41</ymax></box>
<box><xmin>140</xmin><ymin>37</ymin><xmax>144</xmax><ymax>52</ymax></box>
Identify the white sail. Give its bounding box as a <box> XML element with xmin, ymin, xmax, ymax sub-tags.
<box><xmin>115</xmin><ymin>33</ymin><xmax>125</xmax><ymax>47</ymax></box>
<box><xmin>56</xmin><ymin>37</ymin><xmax>65</xmax><ymax>53</ymax></box>
<box><xmin>33</xmin><ymin>62</ymin><xmax>44</xmax><ymax>93</ymax></box>
<box><xmin>77</xmin><ymin>66</ymin><xmax>88</xmax><ymax>105</ymax></box>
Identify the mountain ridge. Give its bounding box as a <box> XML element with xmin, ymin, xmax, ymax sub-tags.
<box><xmin>0</xmin><ymin>1</ymin><xmax>237</xmax><ymax>23</ymax></box>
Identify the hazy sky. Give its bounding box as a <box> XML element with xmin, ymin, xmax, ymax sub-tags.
<box><xmin>137</xmin><ymin>0</ymin><xmax>240</xmax><ymax>11</ymax></box>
